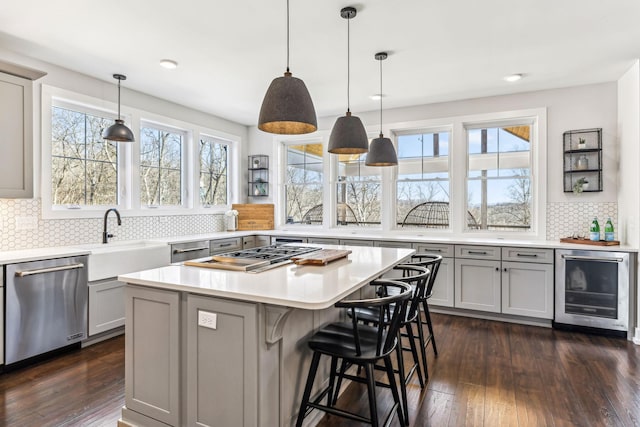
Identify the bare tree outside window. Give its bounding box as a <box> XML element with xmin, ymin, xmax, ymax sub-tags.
<box><xmin>51</xmin><ymin>106</ymin><xmax>118</xmax><ymax>206</ymax></box>
<box><xmin>396</xmin><ymin>131</ymin><xmax>450</xmax><ymax>227</ymax></box>
<box><xmin>199</xmin><ymin>137</ymin><xmax>228</xmax><ymax>206</ymax></box>
<box><xmin>284</xmin><ymin>144</ymin><xmax>323</xmax><ymax>224</ymax></box>
<box><xmin>337</xmin><ymin>153</ymin><xmax>381</xmax><ymax>227</ymax></box>
<box><xmin>140</xmin><ymin>126</ymin><xmax>182</xmax><ymax>206</ymax></box>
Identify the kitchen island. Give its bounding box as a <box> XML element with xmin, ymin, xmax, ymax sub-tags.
<box><xmin>117</xmin><ymin>245</ymin><xmax>414</xmax><ymax>427</ymax></box>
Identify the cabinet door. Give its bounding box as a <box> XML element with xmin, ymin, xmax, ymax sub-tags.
<box><xmin>125</xmin><ymin>285</ymin><xmax>180</xmax><ymax>426</ymax></box>
<box><xmin>186</xmin><ymin>295</ymin><xmax>258</xmax><ymax>427</ymax></box>
<box><xmin>88</xmin><ymin>279</ymin><xmax>125</xmax><ymax>336</ymax></box>
<box><xmin>502</xmin><ymin>261</ymin><xmax>554</xmax><ymax>319</ymax></box>
<box><xmin>454</xmin><ymin>258</ymin><xmax>501</xmax><ymax>312</ymax></box>
<box><xmin>429</xmin><ymin>257</ymin><xmax>454</xmax><ymax>307</ymax></box>
<box><xmin>242</xmin><ymin>235</ymin><xmax>256</xmax><ymax>249</ymax></box>
<box><xmin>0</xmin><ymin>73</ymin><xmax>32</xmax><ymax>198</ymax></box>
<box><xmin>255</xmin><ymin>235</ymin><xmax>271</xmax><ymax>247</ymax></box>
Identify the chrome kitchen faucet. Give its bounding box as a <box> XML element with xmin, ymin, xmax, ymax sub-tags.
<box><xmin>103</xmin><ymin>208</ymin><xmax>122</xmax><ymax>243</ymax></box>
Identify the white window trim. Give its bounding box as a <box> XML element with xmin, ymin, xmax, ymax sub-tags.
<box><xmin>41</xmin><ymin>85</ymin><xmax>240</xmax><ymax>219</ymax></box>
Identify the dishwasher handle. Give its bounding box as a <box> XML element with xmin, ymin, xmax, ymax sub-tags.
<box><xmin>15</xmin><ymin>263</ymin><xmax>85</xmax><ymax>277</ymax></box>
<box><xmin>173</xmin><ymin>246</ymin><xmax>209</xmax><ymax>254</ymax></box>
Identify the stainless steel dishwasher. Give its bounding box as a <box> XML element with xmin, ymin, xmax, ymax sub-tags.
<box><xmin>5</xmin><ymin>255</ymin><xmax>88</xmax><ymax>365</ymax></box>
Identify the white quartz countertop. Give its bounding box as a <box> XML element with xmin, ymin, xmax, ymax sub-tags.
<box><xmin>0</xmin><ymin>246</ymin><xmax>92</xmax><ymax>264</ymax></box>
<box><xmin>119</xmin><ymin>246</ymin><xmax>415</xmax><ymax>310</ymax></box>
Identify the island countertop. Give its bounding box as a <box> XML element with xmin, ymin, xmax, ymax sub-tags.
<box><xmin>118</xmin><ymin>245</ymin><xmax>415</xmax><ymax>310</ymax></box>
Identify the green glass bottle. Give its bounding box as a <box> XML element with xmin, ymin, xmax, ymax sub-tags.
<box><xmin>589</xmin><ymin>217</ymin><xmax>600</xmax><ymax>241</ymax></box>
<box><xmin>604</xmin><ymin>217</ymin><xmax>614</xmax><ymax>241</ymax></box>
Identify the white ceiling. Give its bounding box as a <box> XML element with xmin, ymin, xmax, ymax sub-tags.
<box><xmin>2</xmin><ymin>0</ymin><xmax>640</xmax><ymax>126</ymax></box>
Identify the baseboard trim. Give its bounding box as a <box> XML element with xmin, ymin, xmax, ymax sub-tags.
<box><xmin>82</xmin><ymin>327</ymin><xmax>124</xmax><ymax>347</ymax></box>
<box><xmin>633</xmin><ymin>328</ymin><xmax>640</xmax><ymax>345</ymax></box>
<box><xmin>430</xmin><ymin>306</ymin><xmax>552</xmax><ymax>328</ymax></box>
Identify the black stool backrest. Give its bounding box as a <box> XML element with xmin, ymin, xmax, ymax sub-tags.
<box><xmin>403</xmin><ymin>254</ymin><xmax>443</xmax><ymax>299</ymax></box>
<box><xmin>389</xmin><ymin>265</ymin><xmax>430</xmax><ymax>322</ymax></box>
<box><xmin>335</xmin><ymin>280</ymin><xmax>412</xmax><ymax>357</ymax></box>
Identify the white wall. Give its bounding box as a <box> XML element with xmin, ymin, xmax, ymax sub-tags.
<box><xmin>617</xmin><ymin>60</ymin><xmax>640</xmax><ymax>344</ymax></box>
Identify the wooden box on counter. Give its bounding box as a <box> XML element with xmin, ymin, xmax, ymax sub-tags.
<box><xmin>232</xmin><ymin>203</ymin><xmax>274</xmax><ymax>230</ymax></box>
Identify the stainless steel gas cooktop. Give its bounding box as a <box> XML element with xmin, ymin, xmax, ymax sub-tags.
<box><xmin>183</xmin><ymin>244</ymin><xmax>321</xmax><ymax>273</ymax></box>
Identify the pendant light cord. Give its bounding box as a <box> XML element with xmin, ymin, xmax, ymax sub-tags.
<box><xmin>117</xmin><ymin>78</ymin><xmax>122</xmax><ymax>120</ymax></box>
<box><xmin>379</xmin><ymin>57</ymin><xmax>383</xmax><ymax>136</ymax></box>
<box><xmin>347</xmin><ymin>16</ymin><xmax>350</xmax><ymax>113</ymax></box>
<box><xmin>286</xmin><ymin>0</ymin><xmax>290</xmax><ymax>72</ymax></box>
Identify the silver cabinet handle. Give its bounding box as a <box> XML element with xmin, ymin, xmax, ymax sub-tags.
<box><xmin>468</xmin><ymin>251</ymin><xmax>488</xmax><ymax>255</ymax></box>
<box><xmin>516</xmin><ymin>253</ymin><xmax>538</xmax><ymax>258</ymax></box>
<box><xmin>15</xmin><ymin>263</ymin><xmax>84</xmax><ymax>277</ymax></box>
<box><xmin>562</xmin><ymin>255</ymin><xmax>623</xmax><ymax>263</ymax></box>
<box><xmin>218</xmin><ymin>243</ymin><xmax>233</xmax><ymax>247</ymax></box>
<box><xmin>173</xmin><ymin>246</ymin><xmax>209</xmax><ymax>254</ymax></box>
<box><xmin>423</xmin><ymin>249</ymin><xmax>443</xmax><ymax>253</ymax></box>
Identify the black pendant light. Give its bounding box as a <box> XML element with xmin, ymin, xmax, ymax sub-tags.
<box><xmin>365</xmin><ymin>52</ymin><xmax>397</xmax><ymax>166</ymax></box>
<box><xmin>327</xmin><ymin>6</ymin><xmax>368</xmax><ymax>154</ymax></box>
<box><xmin>102</xmin><ymin>74</ymin><xmax>135</xmax><ymax>142</ymax></box>
<box><xmin>258</xmin><ymin>0</ymin><xmax>317</xmax><ymax>135</ymax></box>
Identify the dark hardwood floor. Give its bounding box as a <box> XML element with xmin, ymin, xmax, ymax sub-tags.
<box><xmin>0</xmin><ymin>314</ymin><xmax>638</xmax><ymax>426</ymax></box>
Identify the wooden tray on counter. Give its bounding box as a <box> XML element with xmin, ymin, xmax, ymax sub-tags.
<box><xmin>291</xmin><ymin>249</ymin><xmax>351</xmax><ymax>265</ymax></box>
<box><xmin>559</xmin><ymin>237</ymin><xmax>620</xmax><ymax>246</ymax></box>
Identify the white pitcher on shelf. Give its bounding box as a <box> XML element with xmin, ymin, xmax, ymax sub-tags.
<box><xmin>225</xmin><ymin>209</ymin><xmax>238</xmax><ymax>231</ymax></box>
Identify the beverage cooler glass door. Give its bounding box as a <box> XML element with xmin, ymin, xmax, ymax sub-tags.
<box><xmin>555</xmin><ymin>250</ymin><xmax>629</xmax><ymax>331</ymax></box>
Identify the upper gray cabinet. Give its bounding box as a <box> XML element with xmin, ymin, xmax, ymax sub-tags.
<box><xmin>0</xmin><ymin>62</ymin><xmax>46</xmax><ymax>198</ymax></box>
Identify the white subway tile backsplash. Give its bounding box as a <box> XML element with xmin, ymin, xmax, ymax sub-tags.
<box><xmin>0</xmin><ymin>199</ymin><xmax>225</xmax><ymax>251</ymax></box>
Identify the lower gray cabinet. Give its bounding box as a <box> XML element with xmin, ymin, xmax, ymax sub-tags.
<box><xmin>125</xmin><ymin>285</ymin><xmax>180</xmax><ymax>426</ymax></box>
<box><xmin>501</xmin><ymin>261</ymin><xmax>554</xmax><ymax>319</ymax></box>
<box><xmin>88</xmin><ymin>279</ymin><xmax>124</xmax><ymax>336</ymax></box>
<box><xmin>454</xmin><ymin>258</ymin><xmax>502</xmax><ymax>313</ymax></box>
<box><xmin>186</xmin><ymin>294</ymin><xmax>258</xmax><ymax>427</ymax></box>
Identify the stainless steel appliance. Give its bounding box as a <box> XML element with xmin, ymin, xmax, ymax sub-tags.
<box><xmin>5</xmin><ymin>255</ymin><xmax>88</xmax><ymax>364</ymax></box>
<box><xmin>555</xmin><ymin>249</ymin><xmax>632</xmax><ymax>334</ymax></box>
<box><xmin>184</xmin><ymin>245</ymin><xmax>320</xmax><ymax>272</ymax></box>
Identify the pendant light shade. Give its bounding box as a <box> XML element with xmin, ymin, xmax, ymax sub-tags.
<box><xmin>328</xmin><ymin>6</ymin><xmax>368</xmax><ymax>154</ymax></box>
<box><xmin>366</xmin><ymin>52</ymin><xmax>397</xmax><ymax>166</ymax></box>
<box><xmin>258</xmin><ymin>0</ymin><xmax>317</xmax><ymax>135</ymax></box>
<box><xmin>103</xmin><ymin>74</ymin><xmax>134</xmax><ymax>142</ymax></box>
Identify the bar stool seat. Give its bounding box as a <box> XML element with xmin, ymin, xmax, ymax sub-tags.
<box><xmin>295</xmin><ymin>279</ymin><xmax>412</xmax><ymax>427</ymax></box>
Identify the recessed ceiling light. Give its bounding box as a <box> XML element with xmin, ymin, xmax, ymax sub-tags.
<box><xmin>503</xmin><ymin>73</ymin><xmax>523</xmax><ymax>82</ymax></box>
<box><xmin>369</xmin><ymin>94</ymin><xmax>384</xmax><ymax>100</ymax></box>
<box><xmin>160</xmin><ymin>59</ymin><xmax>178</xmax><ymax>69</ymax></box>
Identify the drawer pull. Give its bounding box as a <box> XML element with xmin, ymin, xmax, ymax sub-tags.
<box><xmin>173</xmin><ymin>246</ymin><xmax>209</xmax><ymax>254</ymax></box>
<box><xmin>425</xmin><ymin>249</ymin><xmax>443</xmax><ymax>253</ymax></box>
<box><xmin>468</xmin><ymin>251</ymin><xmax>488</xmax><ymax>255</ymax></box>
<box><xmin>218</xmin><ymin>243</ymin><xmax>233</xmax><ymax>247</ymax></box>
<box><xmin>516</xmin><ymin>253</ymin><xmax>538</xmax><ymax>258</ymax></box>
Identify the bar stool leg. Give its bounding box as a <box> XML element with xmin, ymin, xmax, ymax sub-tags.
<box><xmin>405</xmin><ymin>323</ymin><xmax>425</xmax><ymax>388</ymax></box>
<box><xmin>395</xmin><ymin>331</ymin><xmax>409</xmax><ymax>424</ymax></box>
<box><xmin>332</xmin><ymin>359</ymin><xmax>348</xmax><ymax>405</ymax></box>
<box><xmin>296</xmin><ymin>352</ymin><xmax>321</xmax><ymax>427</ymax></box>
<box><xmin>364</xmin><ymin>362</ymin><xmax>379</xmax><ymax>427</ymax></box>
<box><xmin>415</xmin><ymin>306</ymin><xmax>429</xmax><ymax>381</ymax></box>
<box><xmin>327</xmin><ymin>356</ymin><xmax>338</xmax><ymax>407</ymax></box>
<box><xmin>422</xmin><ymin>300</ymin><xmax>438</xmax><ymax>356</ymax></box>
<box><xmin>384</xmin><ymin>354</ymin><xmax>407</xmax><ymax>427</ymax></box>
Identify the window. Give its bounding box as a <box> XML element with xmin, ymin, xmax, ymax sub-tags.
<box><xmin>337</xmin><ymin>152</ymin><xmax>381</xmax><ymax>227</ymax></box>
<box><xmin>51</xmin><ymin>106</ymin><xmax>118</xmax><ymax>206</ymax></box>
<box><xmin>396</xmin><ymin>131</ymin><xmax>451</xmax><ymax>228</ymax></box>
<box><xmin>284</xmin><ymin>143</ymin><xmax>324</xmax><ymax>224</ymax></box>
<box><xmin>199</xmin><ymin>136</ymin><xmax>228</xmax><ymax>206</ymax></box>
<box><xmin>140</xmin><ymin>125</ymin><xmax>184</xmax><ymax>206</ymax></box>
<box><xmin>466</xmin><ymin>124</ymin><xmax>532</xmax><ymax>231</ymax></box>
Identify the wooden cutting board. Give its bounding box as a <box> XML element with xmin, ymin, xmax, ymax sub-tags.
<box><xmin>560</xmin><ymin>237</ymin><xmax>620</xmax><ymax>246</ymax></box>
<box><xmin>232</xmin><ymin>203</ymin><xmax>274</xmax><ymax>230</ymax></box>
<box><xmin>291</xmin><ymin>249</ymin><xmax>352</xmax><ymax>265</ymax></box>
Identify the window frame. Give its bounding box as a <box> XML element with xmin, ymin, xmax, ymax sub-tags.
<box><xmin>41</xmin><ymin>85</ymin><xmax>240</xmax><ymax>219</ymax></box>
<box><xmin>198</xmin><ymin>134</ymin><xmax>230</xmax><ymax>208</ymax></box>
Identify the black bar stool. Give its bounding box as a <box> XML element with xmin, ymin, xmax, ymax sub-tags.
<box><xmin>401</xmin><ymin>254</ymin><xmax>442</xmax><ymax>379</ymax></box>
<box><xmin>295</xmin><ymin>279</ymin><xmax>412</xmax><ymax>427</ymax></box>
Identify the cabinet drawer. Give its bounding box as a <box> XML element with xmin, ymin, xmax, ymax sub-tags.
<box><xmin>171</xmin><ymin>241</ymin><xmax>210</xmax><ymax>263</ymax></box>
<box><xmin>255</xmin><ymin>235</ymin><xmax>271</xmax><ymax>247</ymax></box>
<box><xmin>455</xmin><ymin>245</ymin><xmax>501</xmax><ymax>260</ymax></box>
<box><xmin>242</xmin><ymin>236</ymin><xmax>255</xmax><ymax>248</ymax></box>
<box><xmin>339</xmin><ymin>239</ymin><xmax>373</xmax><ymax>247</ymax></box>
<box><xmin>307</xmin><ymin>237</ymin><xmax>340</xmax><ymax>245</ymax></box>
<box><xmin>373</xmin><ymin>240</ymin><xmax>413</xmax><ymax>248</ymax></box>
<box><xmin>413</xmin><ymin>243</ymin><xmax>454</xmax><ymax>258</ymax></box>
<box><xmin>210</xmin><ymin>237</ymin><xmax>242</xmax><ymax>254</ymax></box>
<box><xmin>501</xmin><ymin>247</ymin><xmax>554</xmax><ymax>264</ymax></box>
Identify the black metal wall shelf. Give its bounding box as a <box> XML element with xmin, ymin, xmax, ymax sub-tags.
<box><xmin>563</xmin><ymin>128</ymin><xmax>602</xmax><ymax>193</ymax></box>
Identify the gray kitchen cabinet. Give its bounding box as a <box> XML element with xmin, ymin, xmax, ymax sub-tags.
<box><xmin>339</xmin><ymin>239</ymin><xmax>373</xmax><ymax>247</ymax></box>
<box><xmin>455</xmin><ymin>257</ymin><xmax>502</xmax><ymax>313</ymax></box>
<box><xmin>171</xmin><ymin>240</ymin><xmax>210</xmax><ymax>263</ymax></box>
<box><xmin>88</xmin><ymin>279</ymin><xmax>124</xmax><ymax>336</ymax></box>
<box><xmin>125</xmin><ymin>285</ymin><xmax>180</xmax><ymax>426</ymax></box>
<box><xmin>501</xmin><ymin>247</ymin><xmax>554</xmax><ymax>319</ymax></box>
<box><xmin>186</xmin><ymin>294</ymin><xmax>258</xmax><ymax>427</ymax></box>
<box><xmin>210</xmin><ymin>237</ymin><xmax>242</xmax><ymax>254</ymax></box>
<box><xmin>0</xmin><ymin>269</ymin><xmax>3</xmax><ymax>365</ymax></box>
<box><xmin>255</xmin><ymin>235</ymin><xmax>271</xmax><ymax>247</ymax></box>
<box><xmin>0</xmin><ymin>72</ymin><xmax>34</xmax><ymax>198</ymax></box>
<box><xmin>307</xmin><ymin>237</ymin><xmax>340</xmax><ymax>245</ymax></box>
<box><xmin>242</xmin><ymin>235</ymin><xmax>256</xmax><ymax>248</ymax></box>
<box><xmin>413</xmin><ymin>243</ymin><xmax>454</xmax><ymax>307</ymax></box>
